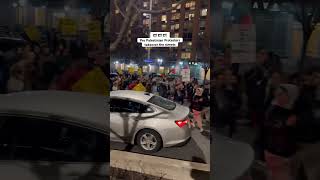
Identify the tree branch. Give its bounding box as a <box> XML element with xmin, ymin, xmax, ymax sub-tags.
<box><xmin>110</xmin><ymin>0</ymin><xmax>136</xmax><ymax>52</ymax></box>
<box><xmin>133</xmin><ymin>0</ymin><xmax>189</xmax><ymax>14</ymax></box>
<box><xmin>114</xmin><ymin>0</ymin><xmax>125</xmax><ymax>18</ymax></box>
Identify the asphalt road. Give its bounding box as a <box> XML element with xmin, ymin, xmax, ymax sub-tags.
<box><xmin>110</xmin><ymin>134</ymin><xmax>207</xmax><ymax>163</ymax></box>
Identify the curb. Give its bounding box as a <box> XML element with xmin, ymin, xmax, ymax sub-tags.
<box><xmin>111</xmin><ymin>150</ymin><xmax>210</xmax><ymax>180</ymax></box>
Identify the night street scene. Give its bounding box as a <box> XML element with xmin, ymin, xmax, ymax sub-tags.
<box><xmin>109</xmin><ymin>0</ymin><xmax>210</xmax><ymax>179</ymax></box>
<box><xmin>212</xmin><ymin>0</ymin><xmax>320</xmax><ymax>180</ymax></box>
<box><xmin>0</xmin><ymin>0</ymin><xmax>109</xmax><ymax>179</ymax></box>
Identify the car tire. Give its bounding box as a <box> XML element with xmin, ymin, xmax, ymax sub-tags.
<box><xmin>136</xmin><ymin>129</ymin><xmax>162</xmax><ymax>153</ymax></box>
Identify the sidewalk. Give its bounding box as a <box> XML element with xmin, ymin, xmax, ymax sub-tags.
<box><xmin>184</xmin><ymin>100</ymin><xmax>211</xmax><ymax>164</ymax></box>
<box><xmin>183</xmin><ymin>99</ymin><xmax>210</xmax><ymax>164</ymax></box>
<box><xmin>191</xmin><ymin>115</ymin><xmax>211</xmax><ymax>164</ymax></box>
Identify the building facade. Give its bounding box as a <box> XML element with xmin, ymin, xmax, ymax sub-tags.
<box><xmin>110</xmin><ymin>0</ymin><xmax>210</xmax><ymax>64</ymax></box>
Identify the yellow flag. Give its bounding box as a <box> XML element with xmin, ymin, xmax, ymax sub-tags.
<box><xmin>128</xmin><ymin>67</ymin><xmax>135</xmax><ymax>75</ymax></box>
<box><xmin>72</xmin><ymin>67</ymin><xmax>109</xmax><ymax>96</ymax></box>
<box><xmin>307</xmin><ymin>24</ymin><xmax>320</xmax><ymax>58</ymax></box>
<box><xmin>59</xmin><ymin>18</ymin><xmax>78</xmax><ymax>36</ymax></box>
<box><xmin>133</xmin><ymin>83</ymin><xmax>146</xmax><ymax>92</ymax></box>
<box><xmin>24</xmin><ymin>26</ymin><xmax>40</xmax><ymax>41</ymax></box>
<box><xmin>117</xmin><ymin>68</ymin><xmax>123</xmax><ymax>75</ymax></box>
<box><xmin>138</xmin><ymin>68</ymin><xmax>143</xmax><ymax>76</ymax></box>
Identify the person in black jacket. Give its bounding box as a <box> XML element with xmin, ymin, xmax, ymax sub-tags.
<box><xmin>263</xmin><ymin>84</ymin><xmax>299</xmax><ymax>180</ymax></box>
<box><xmin>191</xmin><ymin>87</ymin><xmax>205</xmax><ymax>132</ymax></box>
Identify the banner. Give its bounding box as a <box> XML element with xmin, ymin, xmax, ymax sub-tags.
<box><xmin>88</xmin><ymin>21</ymin><xmax>102</xmax><ymax>42</ymax></box>
<box><xmin>231</xmin><ymin>24</ymin><xmax>256</xmax><ymax>63</ymax></box>
<box><xmin>59</xmin><ymin>18</ymin><xmax>77</xmax><ymax>36</ymax></box>
<box><xmin>181</xmin><ymin>69</ymin><xmax>190</xmax><ymax>82</ymax></box>
<box><xmin>206</xmin><ymin>69</ymin><xmax>210</xmax><ymax>80</ymax></box>
<box><xmin>24</xmin><ymin>26</ymin><xmax>40</xmax><ymax>41</ymax></box>
<box><xmin>71</xmin><ymin>67</ymin><xmax>109</xmax><ymax>96</ymax></box>
<box><xmin>117</xmin><ymin>68</ymin><xmax>123</xmax><ymax>75</ymax></box>
<box><xmin>128</xmin><ymin>67</ymin><xmax>135</xmax><ymax>75</ymax></box>
<box><xmin>138</xmin><ymin>68</ymin><xmax>143</xmax><ymax>76</ymax></box>
<box><xmin>307</xmin><ymin>24</ymin><xmax>320</xmax><ymax>58</ymax></box>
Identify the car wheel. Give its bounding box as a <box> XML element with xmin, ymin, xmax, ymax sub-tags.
<box><xmin>136</xmin><ymin>129</ymin><xmax>162</xmax><ymax>153</ymax></box>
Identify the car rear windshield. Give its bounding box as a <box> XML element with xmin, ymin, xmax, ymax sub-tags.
<box><xmin>147</xmin><ymin>96</ymin><xmax>176</xmax><ymax>111</ymax></box>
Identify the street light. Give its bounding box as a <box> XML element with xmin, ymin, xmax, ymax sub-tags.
<box><xmin>64</xmin><ymin>5</ymin><xmax>70</xmax><ymax>11</ymax></box>
<box><xmin>147</xmin><ymin>0</ymin><xmax>152</xmax><ymax>60</ymax></box>
<box><xmin>269</xmin><ymin>3</ymin><xmax>280</xmax><ymax>11</ymax></box>
<box><xmin>18</xmin><ymin>0</ymin><xmax>26</xmax><ymax>6</ymax></box>
<box><xmin>179</xmin><ymin>62</ymin><xmax>183</xmax><ymax>65</ymax></box>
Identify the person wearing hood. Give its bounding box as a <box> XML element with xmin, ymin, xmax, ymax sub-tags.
<box><xmin>263</xmin><ymin>84</ymin><xmax>299</xmax><ymax>180</ymax></box>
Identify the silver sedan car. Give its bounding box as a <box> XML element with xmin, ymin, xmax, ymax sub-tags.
<box><xmin>110</xmin><ymin>90</ymin><xmax>191</xmax><ymax>153</ymax></box>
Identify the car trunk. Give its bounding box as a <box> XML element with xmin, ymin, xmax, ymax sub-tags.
<box><xmin>169</xmin><ymin>103</ymin><xmax>190</xmax><ymax>121</ymax></box>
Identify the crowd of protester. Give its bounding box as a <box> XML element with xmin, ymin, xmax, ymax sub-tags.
<box><xmin>0</xmin><ymin>37</ymin><xmax>108</xmax><ymax>94</ymax></box>
<box><xmin>213</xmin><ymin>47</ymin><xmax>320</xmax><ymax>180</ymax></box>
<box><xmin>110</xmin><ymin>72</ymin><xmax>210</xmax><ymax>132</ymax></box>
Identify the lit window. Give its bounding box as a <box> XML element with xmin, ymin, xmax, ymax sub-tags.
<box><xmin>199</xmin><ymin>31</ymin><xmax>205</xmax><ymax>39</ymax></box>
<box><xmin>201</xmin><ymin>9</ymin><xmax>207</xmax><ymax>16</ymax></box>
<box><xmin>115</xmin><ymin>9</ymin><xmax>119</xmax><ymax>14</ymax></box>
<box><xmin>181</xmin><ymin>52</ymin><xmax>191</xmax><ymax>59</ymax></box>
<box><xmin>186</xmin><ymin>1</ymin><xmax>196</xmax><ymax>9</ymax></box>
<box><xmin>175</xmin><ymin>24</ymin><xmax>180</xmax><ymax>30</ymax></box>
<box><xmin>171</xmin><ymin>13</ymin><xmax>180</xmax><ymax>20</ymax></box>
<box><xmin>185</xmin><ymin>13</ymin><xmax>195</xmax><ymax>20</ymax></box>
<box><xmin>199</xmin><ymin>20</ymin><xmax>206</xmax><ymax>27</ymax></box>
<box><xmin>161</xmin><ymin>15</ymin><xmax>167</xmax><ymax>22</ymax></box>
<box><xmin>161</xmin><ymin>24</ymin><xmax>167</xmax><ymax>30</ymax></box>
<box><xmin>172</xmin><ymin>3</ymin><xmax>177</xmax><ymax>7</ymax></box>
<box><xmin>187</xmin><ymin>42</ymin><xmax>192</xmax><ymax>47</ymax></box>
<box><xmin>174</xmin><ymin>33</ymin><xmax>179</xmax><ymax>38</ymax></box>
<box><xmin>171</xmin><ymin>25</ymin><xmax>175</xmax><ymax>30</ymax></box>
<box><xmin>143</xmin><ymin>2</ymin><xmax>148</xmax><ymax>7</ymax></box>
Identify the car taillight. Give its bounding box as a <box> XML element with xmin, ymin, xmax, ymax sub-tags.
<box><xmin>175</xmin><ymin>119</ymin><xmax>189</xmax><ymax>128</ymax></box>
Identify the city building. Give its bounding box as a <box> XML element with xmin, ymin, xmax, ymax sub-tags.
<box><xmin>110</xmin><ymin>0</ymin><xmax>210</xmax><ymax>65</ymax></box>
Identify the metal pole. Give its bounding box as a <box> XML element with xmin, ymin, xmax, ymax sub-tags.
<box><xmin>147</xmin><ymin>0</ymin><xmax>152</xmax><ymax>60</ymax></box>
